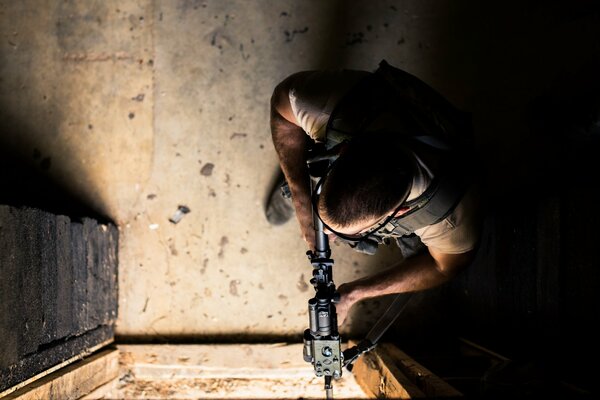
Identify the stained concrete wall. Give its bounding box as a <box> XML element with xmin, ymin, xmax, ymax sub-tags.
<box><xmin>2</xmin><ymin>0</ymin><xmax>598</xmax><ymax>342</ymax></box>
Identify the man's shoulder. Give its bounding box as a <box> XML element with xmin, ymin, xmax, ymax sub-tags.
<box><xmin>415</xmin><ymin>183</ymin><xmax>483</xmax><ymax>254</ymax></box>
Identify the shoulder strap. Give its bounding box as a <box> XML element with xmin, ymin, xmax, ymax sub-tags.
<box><xmin>383</xmin><ymin>160</ymin><xmax>472</xmax><ymax>236</ymax></box>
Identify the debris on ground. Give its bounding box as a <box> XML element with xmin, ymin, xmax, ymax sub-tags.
<box><xmin>169</xmin><ymin>205</ymin><xmax>191</xmax><ymax>224</ymax></box>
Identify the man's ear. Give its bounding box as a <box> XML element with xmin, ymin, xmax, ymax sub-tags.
<box><xmin>392</xmin><ymin>206</ymin><xmax>411</xmax><ymax>217</ymax></box>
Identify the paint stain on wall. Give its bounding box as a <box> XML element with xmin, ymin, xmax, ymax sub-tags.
<box><xmin>218</xmin><ymin>236</ymin><xmax>228</xmax><ymax>258</ymax></box>
<box><xmin>229</xmin><ymin>279</ymin><xmax>240</xmax><ymax>296</ymax></box>
<box><xmin>296</xmin><ymin>274</ymin><xmax>309</xmax><ymax>292</ymax></box>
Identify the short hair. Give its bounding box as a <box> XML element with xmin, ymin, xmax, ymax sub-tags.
<box><xmin>318</xmin><ymin>131</ymin><xmax>415</xmax><ymax>228</ymax></box>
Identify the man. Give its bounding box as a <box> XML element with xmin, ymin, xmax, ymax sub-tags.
<box><xmin>267</xmin><ymin>60</ymin><xmax>483</xmax><ymax>326</ymax></box>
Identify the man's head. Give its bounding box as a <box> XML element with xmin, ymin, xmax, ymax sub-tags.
<box><xmin>318</xmin><ymin>131</ymin><xmax>416</xmax><ymax>237</ymax></box>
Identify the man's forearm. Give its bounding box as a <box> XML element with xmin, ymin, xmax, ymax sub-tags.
<box><xmin>271</xmin><ymin>110</ymin><xmax>310</xmax><ymax>195</ymax></box>
<box><xmin>270</xmin><ymin>108</ymin><xmax>315</xmax><ymax>243</ymax></box>
<box><xmin>344</xmin><ymin>251</ymin><xmax>454</xmax><ymax>303</ymax></box>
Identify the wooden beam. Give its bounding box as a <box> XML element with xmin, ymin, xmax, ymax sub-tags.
<box><xmin>458</xmin><ymin>337</ymin><xmax>510</xmax><ymax>362</ymax></box>
<box><xmin>2</xmin><ymin>348</ymin><xmax>118</xmax><ymax>400</ymax></box>
<box><xmin>381</xmin><ymin>343</ymin><xmax>463</xmax><ymax>398</ymax></box>
<box><xmin>350</xmin><ymin>341</ymin><xmax>462</xmax><ymax>399</ymax></box>
<box><xmin>350</xmin><ymin>342</ymin><xmax>426</xmax><ymax>399</ymax></box>
<box><xmin>0</xmin><ymin>334</ymin><xmax>114</xmax><ymax>398</ymax></box>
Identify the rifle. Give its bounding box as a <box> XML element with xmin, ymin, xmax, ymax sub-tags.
<box><xmin>302</xmin><ymin>143</ymin><xmax>342</xmax><ymax>399</ymax></box>
<box><xmin>301</xmin><ymin>143</ymin><xmax>416</xmax><ymax>399</ymax></box>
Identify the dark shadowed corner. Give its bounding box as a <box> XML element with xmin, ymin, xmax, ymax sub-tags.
<box><xmin>415</xmin><ymin>1</ymin><xmax>600</xmax><ymax>397</ymax></box>
<box><xmin>0</xmin><ymin>112</ymin><xmax>110</xmax><ymax>223</ymax></box>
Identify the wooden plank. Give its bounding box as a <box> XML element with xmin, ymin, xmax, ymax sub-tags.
<box><xmin>0</xmin><ymin>206</ymin><xmax>20</xmax><ymax>369</ymax></box>
<box><xmin>106</xmin><ymin>224</ymin><xmax>118</xmax><ymax>323</ymax></box>
<box><xmin>71</xmin><ymin>221</ymin><xmax>88</xmax><ymax>336</ymax></box>
<box><xmin>350</xmin><ymin>341</ymin><xmax>425</xmax><ymax>399</ymax></box>
<box><xmin>97</xmin><ymin>223</ymin><xmax>118</xmax><ymax>324</ymax></box>
<box><xmin>39</xmin><ymin>213</ymin><xmax>59</xmax><ymax>343</ymax></box>
<box><xmin>2</xmin><ymin>348</ymin><xmax>118</xmax><ymax>400</ymax></box>
<box><xmin>99</xmin><ymin>224</ymin><xmax>110</xmax><ymax>323</ymax></box>
<box><xmin>55</xmin><ymin>215</ymin><xmax>74</xmax><ymax>339</ymax></box>
<box><xmin>458</xmin><ymin>338</ymin><xmax>509</xmax><ymax>362</ymax></box>
<box><xmin>536</xmin><ymin>197</ymin><xmax>561</xmax><ymax>339</ymax></box>
<box><xmin>381</xmin><ymin>343</ymin><xmax>463</xmax><ymax>398</ymax></box>
<box><xmin>84</xmin><ymin>218</ymin><xmax>100</xmax><ymax>330</ymax></box>
<box><xmin>19</xmin><ymin>208</ymin><xmax>44</xmax><ymax>357</ymax></box>
<box><xmin>0</xmin><ymin>327</ymin><xmax>114</xmax><ymax>396</ymax></box>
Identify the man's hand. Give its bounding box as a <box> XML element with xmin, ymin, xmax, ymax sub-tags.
<box><xmin>334</xmin><ymin>249</ymin><xmax>477</xmax><ymax>330</ymax></box>
<box><xmin>335</xmin><ymin>283</ymin><xmax>358</xmax><ymax>328</ymax></box>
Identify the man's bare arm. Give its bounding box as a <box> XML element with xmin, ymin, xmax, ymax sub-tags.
<box><xmin>270</xmin><ymin>74</ymin><xmax>316</xmax><ymax>247</ymax></box>
<box><xmin>335</xmin><ymin>248</ymin><xmax>476</xmax><ymax>325</ymax></box>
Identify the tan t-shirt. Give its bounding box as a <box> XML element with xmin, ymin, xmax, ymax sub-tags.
<box><xmin>288</xmin><ymin>69</ymin><xmax>481</xmax><ymax>254</ymax></box>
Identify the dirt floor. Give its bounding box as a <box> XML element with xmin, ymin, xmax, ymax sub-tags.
<box><xmin>83</xmin><ymin>344</ymin><xmax>369</xmax><ymax>399</ymax></box>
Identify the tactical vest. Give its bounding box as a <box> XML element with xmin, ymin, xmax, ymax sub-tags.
<box><xmin>324</xmin><ymin>60</ymin><xmax>475</xmax><ymax>244</ymax></box>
